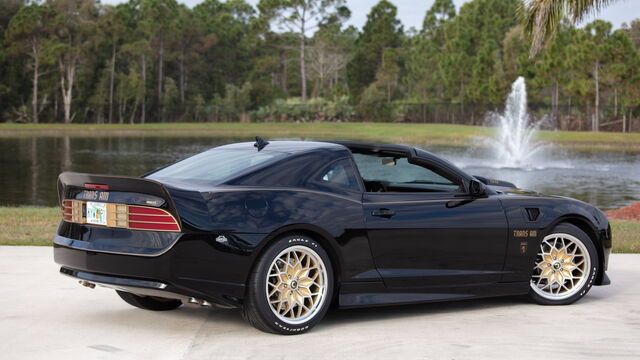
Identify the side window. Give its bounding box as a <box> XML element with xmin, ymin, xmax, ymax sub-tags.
<box><xmin>352</xmin><ymin>153</ymin><xmax>460</xmax><ymax>193</ymax></box>
<box><xmin>311</xmin><ymin>158</ymin><xmax>361</xmax><ymax>193</ymax></box>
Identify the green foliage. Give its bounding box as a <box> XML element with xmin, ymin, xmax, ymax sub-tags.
<box><xmin>0</xmin><ymin>0</ymin><xmax>638</xmax><ymax>130</ymax></box>
<box><xmin>252</xmin><ymin>96</ymin><xmax>354</xmax><ymax>122</ymax></box>
<box><xmin>347</xmin><ymin>0</ymin><xmax>403</xmax><ymax>102</ymax></box>
<box><xmin>519</xmin><ymin>0</ymin><xmax>621</xmax><ymax>56</ymax></box>
<box><xmin>212</xmin><ymin>82</ymin><xmax>253</xmax><ymax>121</ymax></box>
<box><xmin>257</xmin><ymin>0</ymin><xmax>349</xmax><ymax>102</ymax></box>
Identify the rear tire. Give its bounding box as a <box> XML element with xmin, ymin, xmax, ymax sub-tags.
<box><xmin>116</xmin><ymin>290</ymin><xmax>182</xmax><ymax>311</ymax></box>
<box><xmin>242</xmin><ymin>234</ymin><xmax>334</xmax><ymax>335</ymax></box>
<box><xmin>528</xmin><ymin>223</ymin><xmax>599</xmax><ymax>305</ymax></box>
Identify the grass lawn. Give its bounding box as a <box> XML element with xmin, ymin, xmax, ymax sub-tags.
<box><xmin>1</xmin><ymin>123</ymin><xmax>639</xmax><ymax>151</ymax></box>
<box><xmin>2</xmin><ymin>207</ymin><xmax>638</xmax><ymax>253</ymax></box>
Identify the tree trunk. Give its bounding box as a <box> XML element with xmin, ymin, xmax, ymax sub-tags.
<box><xmin>109</xmin><ymin>43</ymin><xmax>116</xmax><ymax>124</ymax></box>
<box><xmin>59</xmin><ymin>57</ymin><xmax>76</xmax><ymax>124</ymax></box>
<box><xmin>614</xmin><ymin>86</ymin><xmax>618</xmax><ymax>118</ymax></box>
<box><xmin>129</xmin><ymin>97</ymin><xmax>139</xmax><ymax>125</ymax></box>
<box><xmin>553</xmin><ymin>79</ymin><xmax>559</xmax><ymax>125</ymax></box>
<box><xmin>54</xmin><ymin>91</ymin><xmax>59</xmax><ymax>122</ymax></box>
<box><xmin>460</xmin><ymin>81</ymin><xmax>465</xmax><ymax>121</ymax></box>
<box><xmin>118</xmin><ymin>81</ymin><xmax>124</xmax><ymax>124</ymax></box>
<box><xmin>594</xmin><ymin>60</ymin><xmax>599</xmax><ymax>132</ymax></box>
<box><xmin>281</xmin><ymin>50</ymin><xmax>288</xmax><ymax>95</ymax></box>
<box><xmin>179</xmin><ymin>48</ymin><xmax>185</xmax><ymax>104</ymax></box>
<box><xmin>141</xmin><ymin>53</ymin><xmax>146</xmax><ymax>124</ymax></box>
<box><xmin>299</xmin><ymin>18</ymin><xmax>307</xmax><ymax>103</ymax></box>
<box><xmin>158</xmin><ymin>38</ymin><xmax>164</xmax><ymax>120</ymax></box>
<box><xmin>31</xmin><ymin>40</ymin><xmax>39</xmax><ymax>124</ymax></box>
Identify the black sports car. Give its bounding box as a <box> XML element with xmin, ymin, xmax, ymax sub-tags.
<box><xmin>54</xmin><ymin>138</ymin><xmax>612</xmax><ymax>334</ymax></box>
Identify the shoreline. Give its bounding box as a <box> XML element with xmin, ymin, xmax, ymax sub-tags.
<box><xmin>1</xmin><ymin>123</ymin><xmax>639</xmax><ymax>151</ymax></box>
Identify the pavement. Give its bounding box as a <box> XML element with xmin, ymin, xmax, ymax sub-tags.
<box><xmin>1</xmin><ymin>246</ymin><xmax>639</xmax><ymax>360</ymax></box>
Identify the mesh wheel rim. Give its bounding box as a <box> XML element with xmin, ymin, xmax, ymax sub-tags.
<box><xmin>530</xmin><ymin>232</ymin><xmax>591</xmax><ymax>300</ymax></box>
<box><xmin>265</xmin><ymin>245</ymin><xmax>328</xmax><ymax>325</ymax></box>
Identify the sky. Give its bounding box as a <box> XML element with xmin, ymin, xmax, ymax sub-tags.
<box><xmin>102</xmin><ymin>0</ymin><xmax>640</xmax><ymax>31</ymax></box>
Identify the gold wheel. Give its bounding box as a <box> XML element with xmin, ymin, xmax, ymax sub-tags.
<box><xmin>265</xmin><ymin>245</ymin><xmax>328</xmax><ymax>325</ymax></box>
<box><xmin>530</xmin><ymin>233</ymin><xmax>591</xmax><ymax>300</ymax></box>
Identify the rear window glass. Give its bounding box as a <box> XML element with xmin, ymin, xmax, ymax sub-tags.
<box><xmin>148</xmin><ymin>149</ymin><xmax>281</xmax><ymax>184</ymax></box>
<box><xmin>311</xmin><ymin>158</ymin><xmax>361</xmax><ymax>192</ymax></box>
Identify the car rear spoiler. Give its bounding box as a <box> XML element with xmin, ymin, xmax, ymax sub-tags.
<box><xmin>57</xmin><ymin>172</ymin><xmax>181</xmax><ymax>221</ymax></box>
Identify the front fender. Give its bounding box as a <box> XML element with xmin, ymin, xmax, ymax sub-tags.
<box><xmin>499</xmin><ymin>196</ymin><xmax>610</xmax><ymax>284</ymax></box>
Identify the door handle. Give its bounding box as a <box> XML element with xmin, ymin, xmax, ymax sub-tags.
<box><xmin>371</xmin><ymin>208</ymin><xmax>395</xmax><ymax>218</ymax></box>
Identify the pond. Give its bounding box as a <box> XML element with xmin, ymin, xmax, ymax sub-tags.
<box><xmin>1</xmin><ymin>136</ymin><xmax>638</xmax><ymax>210</ymax></box>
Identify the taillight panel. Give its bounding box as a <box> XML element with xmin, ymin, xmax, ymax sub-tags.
<box><xmin>61</xmin><ymin>199</ymin><xmax>180</xmax><ymax>232</ymax></box>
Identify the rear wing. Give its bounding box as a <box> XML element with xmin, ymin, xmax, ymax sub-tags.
<box><xmin>57</xmin><ymin>172</ymin><xmax>182</xmax><ymax>231</ymax></box>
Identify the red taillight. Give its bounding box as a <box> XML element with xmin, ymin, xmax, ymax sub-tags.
<box><xmin>84</xmin><ymin>183</ymin><xmax>109</xmax><ymax>190</ymax></box>
<box><xmin>61</xmin><ymin>199</ymin><xmax>82</xmax><ymax>223</ymax></box>
<box><xmin>128</xmin><ymin>206</ymin><xmax>167</xmax><ymax>215</ymax></box>
<box><xmin>128</xmin><ymin>221</ymin><xmax>181</xmax><ymax>231</ymax></box>
<box><xmin>60</xmin><ymin>201</ymin><xmax>180</xmax><ymax>232</ymax></box>
<box><xmin>127</xmin><ymin>205</ymin><xmax>180</xmax><ymax>232</ymax></box>
<box><xmin>128</xmin><ymin>214</ymin><xmax>174</xmax><ymax>222</ymax></box>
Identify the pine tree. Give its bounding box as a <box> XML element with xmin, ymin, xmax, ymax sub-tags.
<box><xmin>346</xmin><ymin>0</ymin><xmax>402</xmax><ymax>102</ymax></box>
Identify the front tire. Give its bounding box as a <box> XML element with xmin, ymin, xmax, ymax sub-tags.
<box><xmin>242</xmin><ymin>234</ymin><xmax>334</xmax><ymax>335</ymax></box>
<box><xmin>529</xmin><ymin>223</ymin><xmax>599</xmax><ymax>305</ymax></box>
<box><xmin>116</xmin><ymin>290</ymin><xmax>182</xmax><ymax>311</ymax></box>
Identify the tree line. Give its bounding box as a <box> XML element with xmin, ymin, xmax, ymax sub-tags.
<box><xmin>1</xmin><ymin>0</ymin><xmax>639</xmax><ymax>131</ymax></box>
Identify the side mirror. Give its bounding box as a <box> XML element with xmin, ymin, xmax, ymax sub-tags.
<box><xmin>469</xmin><ymin>179</ymin><xmax>486</xmax><ymax>197</ymax></box>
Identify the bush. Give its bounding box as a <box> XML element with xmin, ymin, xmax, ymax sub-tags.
<box><xmin>251</xmin><ymin>97</ymin><xmax>355</xmax><ymax>122</ymax></box>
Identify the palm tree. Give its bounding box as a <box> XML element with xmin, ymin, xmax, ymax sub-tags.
<box><xmin>519</xmin><ymin>0</ymin><xmax>618</xmax><ymax>56</ymax></box>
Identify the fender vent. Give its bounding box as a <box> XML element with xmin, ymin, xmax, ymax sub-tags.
<box><xmin>525</xmin><ymin>208</ymin><xmax>540</xmax><ymax>222</ymax></box>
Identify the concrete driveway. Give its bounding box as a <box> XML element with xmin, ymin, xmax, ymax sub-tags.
<box><xmin>1</xmin><ymin>246</ymin><xmax>638</xmax><ymax>360</ymax></box>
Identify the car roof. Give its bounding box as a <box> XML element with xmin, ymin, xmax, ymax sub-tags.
<box><xmin>216</xmin><ymin>140</ymin><xmax>346</xmax><ymax>154</ymax></box>
<box><xmin>324</xmin><ymin>140</ymin><xmax>413</xmax><ymax>154</ymax></box>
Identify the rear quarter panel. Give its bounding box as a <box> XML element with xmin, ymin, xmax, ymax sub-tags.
<box><xmin>167</xmin><ymin>188</ymin><xmax>377</xmax><ymax>294</ymax></box>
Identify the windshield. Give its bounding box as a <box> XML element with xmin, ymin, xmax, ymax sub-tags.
<box><xmin>148</xmin><ymin>149</ymin><xmax>282</xmax><ymax>185</ymax></box>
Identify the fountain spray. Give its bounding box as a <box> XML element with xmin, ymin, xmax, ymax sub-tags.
<box><xmin>486</xmin><ymin>77</ymin><xmax>546</xmax><ymax>169</ymax></box>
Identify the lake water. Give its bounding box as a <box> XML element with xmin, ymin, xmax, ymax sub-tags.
<box><xmin>1</xmin><ymin>136</ymin><xmax>638</xmax><ymax>210</ymax></box>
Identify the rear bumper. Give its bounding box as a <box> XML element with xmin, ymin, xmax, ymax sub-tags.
<box><xmin>54</xmin><ymin>236</ymin><xmax>249</xmax><ymax>307</ymax></box>
<box><xmin>59</xmin><ymin>267</ymin><xmax>236</xmax><ymax>306</ymax></box>
<box><xmin>55</xmin><ymin>221</ymin><xmax>181</xmax><ymax>256</ymax></box>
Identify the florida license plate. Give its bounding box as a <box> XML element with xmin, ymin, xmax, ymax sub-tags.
<box><xmin>86</xmin><ymin>201</ymin><xmax>108</xmax><ymax>226</ymax></box>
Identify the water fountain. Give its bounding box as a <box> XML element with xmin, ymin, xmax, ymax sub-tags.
<box><xmin>485</xmin><ymin>77</ymin><xmax>546</xmax><ymax>169</ymax></box>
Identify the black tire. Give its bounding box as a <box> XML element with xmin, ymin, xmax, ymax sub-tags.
<box><xmin>116</xmin><ymin>290</ymin><xmax>183</xmax><ymax>311</ymax></box>
<box><xmin>242</xmin><ymin>234</ymin><xmax>334</xmax><ymax>335</ymax></box>
<box><xmin>528</xmin><ymin>223</ymin><xmax>599</xmax><ymax>305</ymax></box>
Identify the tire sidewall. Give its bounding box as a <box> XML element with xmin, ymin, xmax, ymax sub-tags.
<box><xmin>530</xmin><ymin>223</ymin><xmax>599</xmax><ymax>305</ymax></box>
<box><xmin>250</xmin><ymin>234</ymin><xmax>334</xmax><ymax>334</ymax></box>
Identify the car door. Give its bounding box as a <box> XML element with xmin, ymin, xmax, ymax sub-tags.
<box><xmin>354</xmin><ymin>152</ymin><xmax>509</xmax><ymax>289</ymax></box>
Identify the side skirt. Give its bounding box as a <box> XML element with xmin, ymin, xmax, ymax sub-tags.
<box><xmin>338</xmin><ymin>281</ymin><xmax>530</xmax><ymax>308</ymax></box>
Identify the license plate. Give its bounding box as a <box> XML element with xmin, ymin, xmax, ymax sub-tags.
<box><xmin>86</xmin><ymin>201</ymin><xmax>108</xmax><ymax>226</ymax></box>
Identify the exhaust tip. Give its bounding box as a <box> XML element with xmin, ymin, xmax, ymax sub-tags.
<box><xmin>79</xmin><ymin>280</ymin><xmax>96</xmax><ymax>289</ymax></box>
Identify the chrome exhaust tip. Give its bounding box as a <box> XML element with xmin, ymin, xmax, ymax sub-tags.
<box><xmin>187</xmin><ymin>297</ymin><xmax>213</xmax><ymax>307</ymax></box>
<box><xmin>79</xmin><ymin>280</ymin><xmax>95</xmax><ymax>289</ymax></box>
